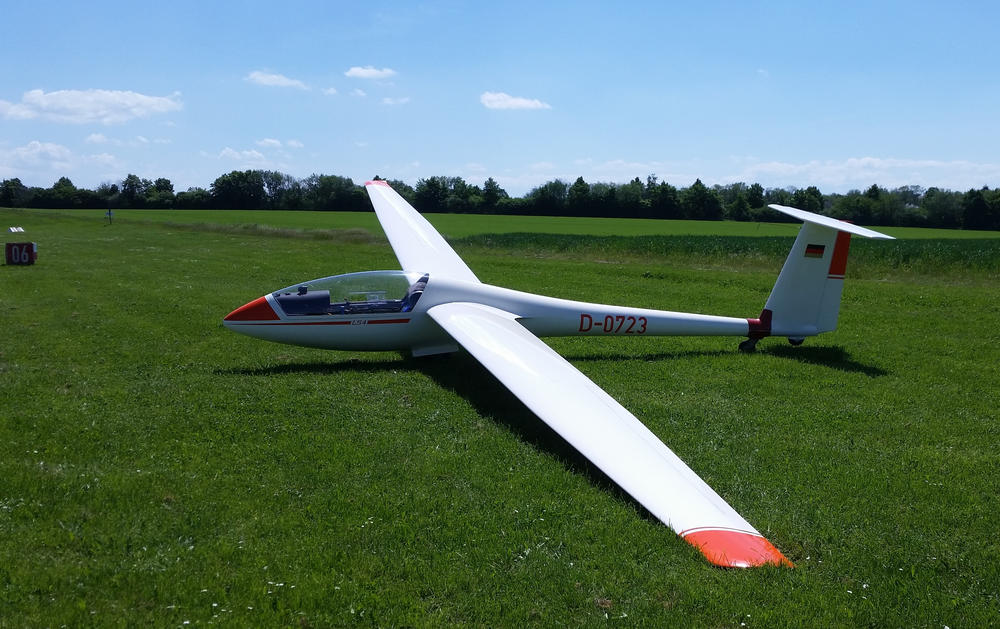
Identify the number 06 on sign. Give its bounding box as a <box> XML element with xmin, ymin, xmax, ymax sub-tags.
<box><xmin>5</xmin><ymin>242</ymin><xmax>37</xmax><ymax>265</ymax></box>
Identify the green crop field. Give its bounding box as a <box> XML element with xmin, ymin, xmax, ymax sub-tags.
<box><xmin>43</xmin><ymin>207</ymin><xmax>1000</xmax><ymax>240</ymax></box>
<box><xmin>2</xmin><ymin>208</ymin><xmax>999</xmax><ymax>627</ymax></box>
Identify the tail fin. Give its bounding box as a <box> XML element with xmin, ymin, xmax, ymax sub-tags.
<box><xmin>758</xmin><ymin>205</ymin><xmax>893</xmax><ymax>340</ymax></box>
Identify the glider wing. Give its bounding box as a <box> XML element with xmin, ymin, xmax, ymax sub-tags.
<box><xmin>427</xmin><ymin>301</ymin><xmax>792</xmax><ymax>568</ymax></box>
<box><xmin>365</xmin><ymin>180</ymin><xmax>480</xmax><ymax>283</ymax></box>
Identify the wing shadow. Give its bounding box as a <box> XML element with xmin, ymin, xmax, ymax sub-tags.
<box><xmin>220</xmin><ymin>352</ymin><xmax>658</xmax><ymax>523</ymax></box>
<box><xmin>410</xmin><ymin>352</ymin><xmax>659</xmax><ymax>524</ymax></box>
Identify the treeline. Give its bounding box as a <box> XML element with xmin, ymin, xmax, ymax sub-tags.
<box><xmin>3</xmin><ymin>170</ymin><xmax>999</xmax><ymax>230</ymax></box>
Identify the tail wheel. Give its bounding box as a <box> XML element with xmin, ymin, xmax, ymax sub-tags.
<box><xmin>788</xmin><ymin>338</ymin><xmax>804</xmax><ymax>346</ymax></box>
<box><xmin>738</xmin><ymin>339</ymin><xmax>758</xmax><ymax>353</ymax></box>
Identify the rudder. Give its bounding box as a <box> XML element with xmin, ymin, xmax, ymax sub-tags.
<box><xmin>754</xmin><ymin>204</ymin><xmax>893</xmax><ymax>342</ymax></box>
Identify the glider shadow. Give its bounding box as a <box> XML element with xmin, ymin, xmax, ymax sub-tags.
<box><xmin>411</xmin><ymin>352</ymin><xmax>658</xmax><ymax>524</ymax></box>
<box><xmin>219</xmin><ymin>353</ymin><xmax>658</xmax><ymax>523</ymax></box>
<box><xmin>760</xmin><ymin>344</ymin><xmax>888</xmax><ymax>377</ymax></box>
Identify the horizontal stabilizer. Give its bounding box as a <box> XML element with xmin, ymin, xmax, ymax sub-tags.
<box><xmin>768</xmin><ymin>204</ymin><xmax>895</xmax><ymax>240</ymax></box>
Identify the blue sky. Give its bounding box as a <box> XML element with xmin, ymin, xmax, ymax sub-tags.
<box><xmin>2</xmin><ymin>0</ymin><xmax>998</xmax><ymax>196</ymax></box>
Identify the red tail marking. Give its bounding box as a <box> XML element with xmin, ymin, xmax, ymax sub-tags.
<box><xmin>828</xmin><ymin>231</ymin><xmax>852</xmax><ymax>279</ymax></box>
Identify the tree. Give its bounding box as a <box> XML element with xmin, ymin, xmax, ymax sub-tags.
<box><xmin>175</xmin><ymin>187</ymin><xmax>211</xmax><ymax>209</ymax></box>
<box><xmin>727</xmin><ymin>193</ymin><xmax>752</xmax><ymax>221</ymax></box>
<box><xmin>649</xmin><ymin>181</ymin><xmax>682</xmax><ymax>219</ymax></box>
<box><xmin>526</xmin><ymin>179</ymin><xmax>569</xmax><ymax>216</ymax></box>
<box><xmin>681</xmin><ymin>179</ymin><xmax>724</xmax><ymax>221</ymax></box>
<box><xmin>211</xmin><ymin>170</ymin><xmax>267</xmax><ymax>209</ymax></box>
<box><xmin>618</xmin><ymin>177</ymin><xmax>647</xmax><ymax>218</ymax></box>
<box><xmin>482</xmin><ymin>177</ymin><xmax>507</xmax><ymax>211</ymax></box>
<box><xmin>120</xmin><ymin>174</ymin><xmax>153</xmax><ymax>207</ymax></box>
<box><xmin>962</xmin><ymin>187</ymin><xmax>1000</xmax><ymax>231</ymax></box>
<box><xmin>746</xmin><ymin>183</ymin><xmax>765</xmax><ymax>209</ymax></box>
<box><xmin>567</xmin><ymin>177</ymin><xmax>592</xmax><ymax>216</ymax></box>
<box><xmin>791</xmin><ymin>186</ymin><xmax>824</xmax><ymax>215</ymax></box>
<box><xmin>301</xmin><ymin>174</ymin><xmax>366</xmax><ymax>211</ymax></box>
<box><xmin>145</xmin><ymin>177</ymin><xmax>176</xmax><ymax>208</ymax></box>
<box><xmin>414</xmin><ymin>176</ymin><xmax>451</xmax><ymax>213</ymax></box>
<box><xmin>1</xmin><ymin>178</ymin><xmax>26</xmax><ymax>207</ymax></box>
<box><xmin>922</xmin><ymin>187</ymin><xmax>963</xmax><ymax>229</ymax></box>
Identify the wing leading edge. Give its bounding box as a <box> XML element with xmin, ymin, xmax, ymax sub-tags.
<box><xmin>427</xmin><ymin>301</ymin><xmax>792</xmax><ymax>568</ymax></box>
<box><xmin>366</xmin><ymin>180</ymin><xmax>480</xmax><ymax>283</ymax></box>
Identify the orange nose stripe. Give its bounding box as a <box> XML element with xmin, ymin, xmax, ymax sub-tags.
<box><xmin>224</xmin><ymin>296</ymin><xmax>280</xmax><ymax>321</ymax></box>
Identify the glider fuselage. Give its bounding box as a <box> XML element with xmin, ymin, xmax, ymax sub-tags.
<box><xmin>223</xmin><ymin>273</ymin><xmax>752</xmax><ymax>355</ymax></box>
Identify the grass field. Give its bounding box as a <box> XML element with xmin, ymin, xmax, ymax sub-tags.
<box><xmin>41</xmin><ymin>207</ymin><xmax>1000</xmax><ymax>240</ymax></box>
<box><xmin>2</xmin><ymin>208</ymin><xmax>999</xmax><ymax>627</ymax></box>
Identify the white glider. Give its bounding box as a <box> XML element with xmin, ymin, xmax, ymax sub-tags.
<box><xmin>224</xmin><ymin>181</ymin><xmax>893</xmax><ymax>568</ymax></box>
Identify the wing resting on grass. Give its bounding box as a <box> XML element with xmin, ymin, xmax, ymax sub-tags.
<box><xmin>427</xmin><ymin>301</ymin><xmax>791</xmax><ymax>568</ymax></box>
<box><xmin>366</xmin><ymin>180</ymin><xmax>480</xmax><ymax>283</ymax></box>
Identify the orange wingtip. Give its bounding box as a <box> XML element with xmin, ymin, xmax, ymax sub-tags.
<box><xmin>365</xmin><ymin>180</ymin><xmax>390</xmax><ymax>186</ymax></box>
<box><xmin>681</xmin><ymin>528</ymin><xmax>793</xmax><ymax>568</ymax></box>
<box><xmin>224</xmin><ymin>296</ymin><xmax>280</xmax><ymax>322</ymax></box>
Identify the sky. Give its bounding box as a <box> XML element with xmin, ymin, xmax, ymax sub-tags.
<box><xmin>1</xmin><ymin>0</ymin><xmax>998</xmax><ymax>197</ymax></box>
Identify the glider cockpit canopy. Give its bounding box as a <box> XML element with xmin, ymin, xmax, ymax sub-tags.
<box><xmin>272</xmin><ymin>270</ymin><xmax>428</xmax><ymax>316</ymax></box>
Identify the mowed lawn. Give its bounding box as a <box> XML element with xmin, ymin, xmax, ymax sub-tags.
<box><xmin>2</xmin><ymin>208</ymin><xmax>999</xmax><ymax>627</ymax></box>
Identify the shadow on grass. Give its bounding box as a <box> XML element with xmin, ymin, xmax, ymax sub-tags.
<box><xmin>760</xmin><ymin>344</ymin><xmax>889</xmax><ymax>377</ymax></box>
<box><xmin>410</xmin><ymin>353</ymin><xmax>661</xmax><ymax>526</ymax></box>
<box><xmin>220</xmin><ymin>352</ymin><xmax>660</xmax><ymax>526</ymax></box>
<box><xmin>561</xmin><ymin>348</ymin><xmax>732</xmax><ymax>363</ymax></box>
<box><xmin>218</xmin><ymin>358</ymin><xmax>411</xmax><ymax>377</ymax></box>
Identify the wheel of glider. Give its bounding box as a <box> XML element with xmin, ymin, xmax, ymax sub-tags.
<box><xmin>788</xmin><ymin>338</ymin><xmax>804</xmax><ymax>346</ymax></box>
<box><xmin>738</xmin><ymin>339</ymin><xmax>757</xmax><ymax>353</ymax></box>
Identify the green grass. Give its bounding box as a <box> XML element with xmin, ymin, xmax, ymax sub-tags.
<box><xmin>36</xmin><ymin>207</ymin><xmax>1000</xmax><ymax>239</ymax></box>
<box><xmin>2</xmin><ymin>209</ymin><xmax>999</xmax><ymax>627</ymax></box>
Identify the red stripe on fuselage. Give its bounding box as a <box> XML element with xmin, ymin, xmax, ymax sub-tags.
<box><xmin>230</xmin><ymin>318</ymin><xmax>411</xmax><ymax>326</ymax></box>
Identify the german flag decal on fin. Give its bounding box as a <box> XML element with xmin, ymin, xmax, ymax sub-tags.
<box><xmin>804</xmin><ymin>244</ymin><xmax>825</xmax><ymax>258</ymax></box>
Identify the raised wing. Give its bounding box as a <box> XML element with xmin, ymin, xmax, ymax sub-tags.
<box><xmin>365</xmin><ymin>180</ymin><xmax>480</xmax><ymax>283</ymax></box>
<box><xmin>427</xmin><ymin>301</ymin><xmax>792</xmax><ymax>568</ymax></box>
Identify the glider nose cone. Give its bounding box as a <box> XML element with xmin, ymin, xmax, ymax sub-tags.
<box><xmin>224</xmin><ymin>296</ymin><xmax>280</xmax><ymax>324</ymax></box>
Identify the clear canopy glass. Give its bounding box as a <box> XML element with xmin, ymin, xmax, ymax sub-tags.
<box><xmin>272</xmin><ymin>270</ymin><xmax>427</xmax><ymax>316</ymax></box>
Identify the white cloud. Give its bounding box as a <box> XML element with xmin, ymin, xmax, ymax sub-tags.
<box><xmin>286</xmin><ymin>139</ymin><xmax>304</xmax><ymax>148</ymax></box>
<box><xmin>0</xmin><ymin>89</ymin><xmax>182</xmax><ymax>125</ymax></box>
<box><xmin>465</xmin><ymin>163</ymin><xmax>487</xmax><ymax>173</ymax></box>
<box><xmin>355</xmin><ymin>142</ymin><xmax>369</xmax><ymax>147</ymax></box>
<box><xmin>217</xmin><ymin>147</ymin><xmax>267</xmax><ymax>162</ymax></box>
<box><xmin>256</xmin><ymin>138</ymin><xmax>282</xmax><ymax>147</ymax></box>
<box><xmin>135</xmin><ymin>135</ymin><xmax>149</xmax><ymax>144</ymax></box>
<box><xmin>531</xmin><ymin>161</ymin><xmax>555</xmax><ymax>170</ymax></box>
<box><xmin>245</xmin><ymin>71</ymin><xmax>310</xmax><ymax>90</ymax></box>
<box><xmin>85</xmin><ymin>133</ymin><xmax>108</xmax><ymax>144</ymax></box>
<box><xmin>350</xmin><ymin>89</ymin><xmax>367</xmax><ymax>97</ymax></box>
<box><xmin>322</xmin><ymin>87</ymin><xmax>338</xmax><ymax>95</ymax></box>
<box><xmin>728</xmin><ymin>156</ymin><xmax>1000</xmax><ymax>192</ymax></box>
<box><xmin>10</xmin><ymin>141</ymin><xmax>74</xmax><ymax>167</ymax></box>
<box><xmin>0</xmin><ymin>141</ymin><xmax>122</xmax><ymax>179</ymax></box>
<box><xmin>757</xmin><ymin>69</ymin><xmax>770</xmax><ymax>78</ymax></box>
<box><xmin>154</xmin><ymin>138</ymin><xmax>171</xmax><ymax>144</ymax></box>
<box><xmin>480</xmin><ymin>92</ymin><xmax>551</xmax><ymax>110</ymax></box>
<box><xmin>345</xmin><ymin>66</ymin><xmax>396</xmax><ymax>79</ymax></box>
<box><xmin>381</xmin><ymin>97</ymin><xmax>410</xmax><ymax>105</ymax></box>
